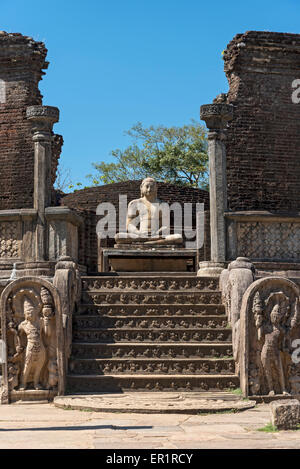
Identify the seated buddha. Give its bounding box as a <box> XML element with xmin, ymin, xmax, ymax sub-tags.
<box><xmin>115</xmin><ymin>177</ymin><xmax>183</xmax><ymax>246</ymax></box>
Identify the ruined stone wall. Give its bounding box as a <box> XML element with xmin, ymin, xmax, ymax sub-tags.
<box><xmin>61</xmin><ymin>181</ymin><xmax>209</xmax><ymax>272</ymax></box>
<box><xmin>0</xmin><ymin>32</ymin><xmax>62</xmax><ymax>210</ymax></box>
<box><xmin>223</xmin><ymin>31</ymin><xmax>300</xmax><ymax>212</ymax></box>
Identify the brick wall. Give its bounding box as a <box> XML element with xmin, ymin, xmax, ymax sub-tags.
<box><xmin>223</xmin><ymin>31</ymin><xmax>300</xmax><ymax>212</ymax></box>
<box><xmin>0</xmin><ymin>32</ymin><xmax>62</xmax><ymax>210</ymax></box>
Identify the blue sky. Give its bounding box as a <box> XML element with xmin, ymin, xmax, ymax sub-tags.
<box><xmin>1</xmin><ymin>0</ymin><xmax>300</xmax><ymax>189</ymax></box>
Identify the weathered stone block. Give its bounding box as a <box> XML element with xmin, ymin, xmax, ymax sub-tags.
<box><xmin>270</xmin><ymin>399</ymin><xmax>300</xmax><ymax>430</ymax></box>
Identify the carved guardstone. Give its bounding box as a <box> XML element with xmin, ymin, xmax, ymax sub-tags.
<box><xmin>0</xmin><ymin>277</ymin><xmax>65</xmax><ymax>403</ymax></box>
<box><xmin>240</xmin><ymin>277</ymin><xmax>300</xmax><ymax>398</ymax></box>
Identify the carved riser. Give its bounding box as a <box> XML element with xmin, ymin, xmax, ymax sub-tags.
<box><xmin>71</xmin><ymin>343</ymin><xmax>234</xmax><ymax>359</ymax></box>
<box><xmin>66</xmin><ymin>375</ymin><xmax>239</xmax><ymax>393</ymax></box>
<box><xmin>69</xmin><ymin>273</ymin><xmax>236</xmax><ymax>394</ymax></box>
<box><xmin>73</xmin><ymin>315</ymin><xmax>229</xmax><ymax>330</ymax></box>
<box><xmin>78</xmin><ymin>304</ymin><xmax>226</xmax><ymax>316</ymax></box>
<box><xmin>82</xmin><ymin>291</ymin><xmax>222</xmax><ymax>305</ymax></box>
<box><xmin>69</xmin><ymin>358</ymin><xmax>236</xmax><ymax>375</ymax></box>
<box><xmin>72</xmin><ymin>328</ymin><xmax>232</xmax><ymax>343</ymax></box>
<box><xmin>82</xmin><ymin>276</ymin><xmax>219</xmax><ymax>292</ymax></box>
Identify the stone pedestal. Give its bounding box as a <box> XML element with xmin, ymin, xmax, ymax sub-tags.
<box><xmin>101</xmin><ymin>247</ymin><xmax>197</xmax><ymax>273</ymax></box>
<box><xmin>197</xmin><ymin>261</ymin><xmax>226</xmax><ymax>277</ymax></box>
<box><xmin>46</xmin><ymin>207</ymin><xmax>82</xmax><ymax>262</ymax></box>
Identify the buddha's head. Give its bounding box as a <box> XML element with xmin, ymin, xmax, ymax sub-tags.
<box><xmin>140</xmin><ymin>177</ymin><xmax>157</xmax><ymax>199</ymax></box>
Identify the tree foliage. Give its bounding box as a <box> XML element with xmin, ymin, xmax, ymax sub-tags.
<box><xmin>54</xmin><ymin>165</ymin><xmax>74</xmax><ymax>192</ymax></box>
<box><xmin>87</xmin><ymin>120</ymin><xmax>209</xmax><ymax>190</ymax></box>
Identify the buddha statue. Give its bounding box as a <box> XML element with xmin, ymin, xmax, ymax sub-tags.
<box><xmin>115</xmin><ymin>177</ymin><xmax>183</xmax><ymax>246</ymax></box>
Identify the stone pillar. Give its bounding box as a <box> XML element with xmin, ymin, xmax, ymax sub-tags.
<box><xmin>198</xmin><ymin>103</ymin><xmax>233</xmax><ymax>276</ymax></box>
<box><xmin>26</xmin><ymin>105</ymin><xmax>59</xmax><ymax>261</ymax></box>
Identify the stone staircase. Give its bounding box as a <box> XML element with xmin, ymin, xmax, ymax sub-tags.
<box><xmin>67</xmin><ymin>275</ymin><xmax>239</xmax><ymax>393</ymax></box>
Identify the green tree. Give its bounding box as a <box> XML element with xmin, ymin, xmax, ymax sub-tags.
<box><xmin>87</xmin><ymin>120</ymin><xmax>209</xmax><ymax>190</ymax></box>
<box><xmin>54</xmin><ymin>165</ymin><xmax>74</xmax><ymax>192</ymax></box>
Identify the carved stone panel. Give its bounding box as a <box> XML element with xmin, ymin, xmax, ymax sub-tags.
<box><xmin>48</xmin><ymin>220</ymin><xmax>78</xmax><ymax>261</ymax></box>
<box><xmin>240</xmin><ymin>277</ymin><xmax>300</xmax><ymax>397</ymax></box>
<box><xmin>236</xmin><ymin>222</ymin><xmax>300</xmax><ymax>261</ymax></box>
<box><xmin>0</xmin><ymin>277</ymin><xmax>65</xmax><ymax>404</ymax></box>
<box><xmin>0</xmin><ymin>221</ymin><xmax>21</xmax><ymax>259</ymax></box>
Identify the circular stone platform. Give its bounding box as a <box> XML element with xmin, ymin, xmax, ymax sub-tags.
<box><xmin>54</xmin><ymin>392</ymin><xmax>256</xmax><ymax>414</ymax></box>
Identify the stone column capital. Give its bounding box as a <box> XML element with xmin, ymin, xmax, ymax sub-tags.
<box><xmin>200</xmin><ymin>103</ymin><xmax>233</xmax><ymax>133</ymax></box>
<box><xmin>26</xmin><ymin>105</ymin><xmax>59</xmax><ymax>141</ymax></box>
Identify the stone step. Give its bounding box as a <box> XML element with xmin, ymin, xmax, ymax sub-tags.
<box><xmin>82</xmin><ymin>276</ymin><xmax>219</xmax><ymax>292</ymax></box>
<box><xmin>68</xmin><ymin>357</ymin><xmax>236</xmax><ymax>375</ymax></box>
<box><xmin>70</xmin><ymin>276</ymin><xmax>236</xmax><ymax>395</ymax></box>
<box><xmin>54</xmin><ymin>392</ymin><xmax>256</xmax><ymax>414</ymax></box>
<box><xmin>71</xmin><ymin>342</ymin><xmax>234</xmax><ymax>359</ymax></box>
<box><xmin>78</xmin><ymin>303</ymin><xmax>226</xmax><ymax>316</ymax></box>
<box><xmin>72</xmin><ymin>328</ymin><xmax>232</xmax><ymax>343</ymax></box>
<box><xmin>81</xmin><ymin>291</ymin><xmax>222</xmax><ymax>305</ymax></box>
<box><xmin>66</xmin><ymin>374</ymin><xmax>239</xmax><ymax>393</ymax></box>
<box><xmin>73</xmin><ymin>315</ymin><xmax>229</xmax><ymax>330</ymax></box>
